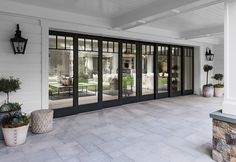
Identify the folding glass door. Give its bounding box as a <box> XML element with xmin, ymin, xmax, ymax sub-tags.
<box><xmin>49</xmin><ymin>32</ymin><xmax>77</xmax><ymax>116</ymax></box>
<box><xmin>140</xmin><ymin>44</ymin><xmax>155</xmax><ymax>100</ymax></box>
<box><xmin>183</xmin><ymin>47</ymin><xmax>194</xmax><ymax>95</ymax></box>
<box><xmin>156</xmin><ymin>45</ymin><xmax>169</xmax><ymax>98</ymax></box>
<box><xmin>170</xmin><ymin>46</ymin><xmax>182</xmax><ymax>96</ymax></box>
<box><xmin>122</xmin><ymin>42</ymin><xmax>138</xmax><ymax>103</ymax></box>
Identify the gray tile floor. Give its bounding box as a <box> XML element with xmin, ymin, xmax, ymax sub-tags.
<box><xmin>0</xmin><ymin>95</ymin><xmax>223</xmax><ymax>162</ymax></box>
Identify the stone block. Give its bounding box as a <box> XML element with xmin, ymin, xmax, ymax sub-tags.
<box><xmin>212</xmin><ymin>150</ymin><xmax>224</xmax><ymax>162</ymax></box>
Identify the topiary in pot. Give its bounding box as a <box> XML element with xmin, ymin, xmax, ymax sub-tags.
<box><xmin>0</xmin><ymin>77</ymin><xmax>22</xmax><ymax>140</ymax></box>
<box><xmin>212</xmin><ymin>73</ymin><xmax>224</xmax><ymax>97</ymax></box>
<box><xmin>203</xmin><ymin>65</ymin><xmax>214</xmax><ymax>97</ymax></box>
<box><xmin>1</xmin><ymin>113</ymin><xmax>29</xmax><ymax>146</ymax></box>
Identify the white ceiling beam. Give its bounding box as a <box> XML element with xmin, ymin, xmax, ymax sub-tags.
<box><xmin>112</xmin><ymin>0</ymin><xmax>196</xmax><ymax>29</ymax></box>
<box><xmin>112</xmin><ymin>0</ymin><xmax>224</xmax><ymax>30</ymax></box>
<box><xmin>180</xmin><ymin>25</ymin><xmax>224</xmax><ymax>39</ymax></box>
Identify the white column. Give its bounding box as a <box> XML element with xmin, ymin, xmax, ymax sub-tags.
<box><xmin>223</xmin><ymin>0</ymin><xmax>236</xmax><ymax>115</ymax></box>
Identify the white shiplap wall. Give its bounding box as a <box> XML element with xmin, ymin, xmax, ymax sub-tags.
<box><xmin>0</xmin><ymin>14</ymin><xmax>42</xmax><ymax>113</ymax></box>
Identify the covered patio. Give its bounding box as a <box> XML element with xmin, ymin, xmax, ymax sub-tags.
<box><xmin>0</xmin><ymin>95</ymin><xmax>222</xmax><ymax>162</ymax></box>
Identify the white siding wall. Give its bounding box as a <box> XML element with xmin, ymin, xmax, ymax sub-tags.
<box><xmin>213</xmin><ymin>44</ymin><xmax>224</xmax><ymax>79</ymax></box>
<box><xmin>0</xmin><ymin>15</ymin><xmax>42</xmax><ymax>113</ymax></box>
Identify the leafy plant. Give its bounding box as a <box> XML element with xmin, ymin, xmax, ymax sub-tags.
<box><xmin>212</xmin><ymin>73</ymin><xmax>224</xmax><ymax>88</ymax></box>
<box><xmin>1</xmin><ymin>113</ymin><xmax>29</xmax><ymax>128</ymax></box>
<box><xmin>0</xmin><ymin>103</ymin><xmax>21</xmax><ymax>113</ymax></box>
<box><xmin>203</xmin><ymin>65</ymin><xmax>213</xmax><ymax>85</ymax></box>
<box><xmin>0</xmin><ymin>77</ymin><xmax>21</xmax><ymax>103</ymax></box>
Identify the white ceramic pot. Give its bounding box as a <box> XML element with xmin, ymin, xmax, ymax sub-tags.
<box><xmin>2</xmin><ymin>124</ymin><xmax>29</xmax><ymax>146</ymax></box>
<box><xmin>203</xmin><ymin>85</ymin><xmax>214</xmax><ymax>97</ymax></box>
<box><xmin>215</xmin><ymin>87</ymin><xmax>224</xmax><ymax>97</ymax></box>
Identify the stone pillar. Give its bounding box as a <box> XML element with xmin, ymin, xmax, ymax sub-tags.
<box><xmin>223</xmin><ymin>0</ymin><xmax>236</xmax><ymax>115</ymax></box>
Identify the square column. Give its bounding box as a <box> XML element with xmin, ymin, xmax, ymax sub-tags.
<box><xmin>223</xmin><ymin>0</ymin><xmax>236</xmax><ymax>115</ymax></box>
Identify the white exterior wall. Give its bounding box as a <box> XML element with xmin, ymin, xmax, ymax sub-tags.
<box><xmin>213</xmin><ymin>43</ymin><xmax>224</xmax><ymax>77</ymax></box>
<box><xmin>0</xmin><ymin>11</ymin><xmax>217</xmax><ymax>113</ymax></box>
<box><xmin>0</xmin><ymin>15</ymin><xmax>42</xmax><ymax>113</ymax></box>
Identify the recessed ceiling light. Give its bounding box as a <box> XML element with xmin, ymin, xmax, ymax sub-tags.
<box><xmin>137</xmin><ymin>20</ymin><xmax>146</xmax><ymax>24</ymax></box>
<box><xmin>171</xmin><ymin>9</ymin><xmax>181</xmax><ymax>14</ymax></box>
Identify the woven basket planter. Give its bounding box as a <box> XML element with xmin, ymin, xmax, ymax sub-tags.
<box><xmin>31</xmin><ymin>109</ymin><xmax>53</xmax><ymax>134</ymax></box>
<box><xmin>2</xmin><ymin>124</ymin><xmax>29</xmax><ymax>147</ymax></box>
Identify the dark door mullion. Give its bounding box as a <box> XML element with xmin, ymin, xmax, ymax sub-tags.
<box><xmin>73</xmin><ymin>35</ymin><xmax>79</xmax><ymax>111</ymax></box>
<box><xmin>118</xmin><ymin>41</ymin><xmax>123</xmax><ymax>101</ymax></box>
<box><xmin>137</xmin><ymin>42</ymin><xmax>142</xmax><ymax>98</ymax></box>
<box><xmin>98</xmin><ymin>39</ymin><xmax>103</xmax><ymax>107</ymax></box>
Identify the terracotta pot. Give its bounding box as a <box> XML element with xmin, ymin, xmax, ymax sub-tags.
<box><xmin>2</xmin><ymin>124</ymin><xmax>29</xmax><ymax>146</ymax></box>
<box><xmin>203</xmin><ymin>85</ymin><xmax>214</xmax><ymax>97</ymax></box>
<box><xmin>215</xmin><ymin>87</ymin><xmax>224</xmax><ymax>97</ymax></box>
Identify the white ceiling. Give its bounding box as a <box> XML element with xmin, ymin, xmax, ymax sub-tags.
<box><xmin>4</xmin><ymin>0</ymin><xmax>224</xmax><ymax>44</ymax></box>
<box><xmin>8</xmin><ymin>0</ymin><xmax>156</xmax><ymax>18</ymax></box>
<box><xmin>146</xmin><ymin>2</ymin><xmax>224</xmax><ymax>33</ymax></box>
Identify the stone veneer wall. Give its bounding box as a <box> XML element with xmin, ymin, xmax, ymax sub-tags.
<box><xmin>212</xmin><ymin>119</ymin><xmax>236</xmax><ymax>162</ymax></box>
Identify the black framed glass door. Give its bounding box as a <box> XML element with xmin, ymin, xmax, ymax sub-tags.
<box><xmin>140</xmin><ymin>44</ymin><xmax>155</xmax><ymax>100</ymax></box>
<box><xmin>121</xmin><ymin>42</ymin><xmax>138</xmax><ymax>103</ymax></box>
<box><xmin>170</xmin><ymin>46</ymin><xmax>182</xmax><ymax>97</ymax></box>
<box><xmin>48</xmin><ymin>30</ymin><xmax>195</xmax><ymax>118</ymax></box>
<box><xmin>156</xmin><ymin>44</ymin><xmax>169</xmax><ymax>98</ymax></box>
<box><xmin>183</xmin><ymin>47</ymin><xmax>194</xmax><ymax>95</ymax></box>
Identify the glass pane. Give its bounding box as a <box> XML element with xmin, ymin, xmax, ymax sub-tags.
<box><xmin>79</xmin><ymin>39</ymin><xmax>85</xmax><ymax>50</ymax></box>
<box><xmin>66</xmin><ymin>37</ymin><xmax>73</xmax><ymax>49</ymax></box>
<box><xmin>49</xmin><ymin>49</ymin><xmax>73</xmax><ymax>109</ymax></box>
<box><xmin>108</xmin><ymin>42</ymin><xmax>113</xmax><ymax>53</ymax></box>
<box><xmin>93</xmin><ymin>40</ymin><xmax>98</xmax><ymax>51</ymax></box>
<box><xmin>102</xmin><ymin>41</ymin><xmax>119</xmax><ymax>101</ymax></box>
<box><xmin>78</xmin><ymin>38</ymin><xmax>98</xmax><ymax>105</ymax></box>
<box><xmin>85</xmin><ymin>39</ymin><xmax>92</xmax><ymax>51</ymax></box>
<box><xmin>127</xmin><ymin>44</ymin><xmax>132</xmax><ymax>53</ymax></box>
<box><xmin>142</xmin><ymin>45</ymin><xmax>154</xmax><ymax>95</ymax></box>
<box><xmin>171</xmin><ymin>47</ymin><xmax>181</xmax><ymax>92</ymax></box>
<box><xmin>157</xmin><ymin>46</ymin><xmax>168</xmax><ymax>94</ymax></box>
<box><xmin>122</xmin><ymin>43</ymin><xmax>136</xmax><ymax>97</ymax></box>
<box><xmin>114</xmin><ymin>42</ymin><xmax>118</xmax><ymax>53</ymax></box>
<box><xmin>49</xmin><ymin>35</ymin><xmax>56</xmax><ymax>48</ymax></box>
<box><xmin>57</xmin><ymin>36</ymin><xmax>65</xmax><ymax>49</ymax></box>
<box><xmin>103</xmin><ymin>41</ymin><xmax>108</xmax><ymax>52</ymax></box>
<box><xmin>184</xmin><ymin>48</ymin><xmax>193</xmax><ymax>90</ymax></box>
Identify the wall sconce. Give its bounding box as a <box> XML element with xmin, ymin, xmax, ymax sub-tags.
<box><xmin>10</xmin><ymin>24</ymin><xmax>28</xmax><ymax>54</ymax></box>
<box><xmin>205</xmin><ymin>47</ymin><xmax>214</xmax><ymax>61</ymax></box>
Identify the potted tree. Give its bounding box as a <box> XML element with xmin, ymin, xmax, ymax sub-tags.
<box><xmin>203</xmin><ymin>65</ymin><xmax>214</xmax><ymax>97</ymax></box>
<box><xmin>0</xmin><ymin>77</ymin><xmax>22</xmax><ymax>139</ymax></box>
<box><xmin>212</xmin><ymin>73</ymin><xmax>224</xmax><ymax>97</ymax></box>
<box><xmin>1</xmin><ymin>113</ymin><xmax>29</xmax><ymax>146</ymax></box>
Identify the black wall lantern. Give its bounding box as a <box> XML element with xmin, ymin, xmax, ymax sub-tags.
<box><xmin>205</xmin><ymin>47</ymin><xmax>214</xmax><ymax>61</ymax></box>
<box><xmin>10</xmin><ymin>24</ymin><xmax>28</xmax><ymax>54</ymax></box>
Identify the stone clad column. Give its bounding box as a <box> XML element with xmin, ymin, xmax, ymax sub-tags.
<box><xmin>210</xmin><ymin>1</ymin><xmax>236</xmax><ymax>162</ymax></box>
<box><xmin>223</xmin><ymin>0</ymin><xmax>236</xmax><ymax>115</ymax></box>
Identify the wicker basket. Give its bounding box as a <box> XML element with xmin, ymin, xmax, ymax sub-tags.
<box><xmin>2</xmin><ymin>124</ymin><xmax>29</xmax><ymax>147</ymax></box>
<box><xmin>31</xmin><ymin>109</ymin><xmax>53</xmax><ymax>134</ymax></box>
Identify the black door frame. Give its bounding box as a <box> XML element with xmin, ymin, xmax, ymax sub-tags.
<box><xmin>139</xmin><ymin>42</ymin><xmax>155</xmax><ymax>101</ymax></box>
<box><xmin>49</xmin><ymin>30</ymin><xmax>194</xmax><ymax>118</ymax></box>
<box><xmin>169</xmin><ymin>45</ymin><xmax>182</xmax><ymax>97</ymax></box>
<box><xmin>156</xmin><ymin>44</ymin><xmax>170</xmax><ymax>99</ymax></box>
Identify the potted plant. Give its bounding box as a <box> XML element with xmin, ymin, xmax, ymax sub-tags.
<box><xmin>0</xmin><ymin>77</ymin><xmax>22</xmax><ymax>139</ymax></box>
<box><xmin>212</xmin><ymin>73</ymin><xmax>224</xmax><ymax>97</ymax></box>
<box><xmin>203</xmin><ymin>65</ymin><xmax>214</xmax><ymax>97</ymax></box>
<box><xmin>1</xmin><ymin>113</ymin><xmax>29</xmax><ymax>146</ymax></box>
